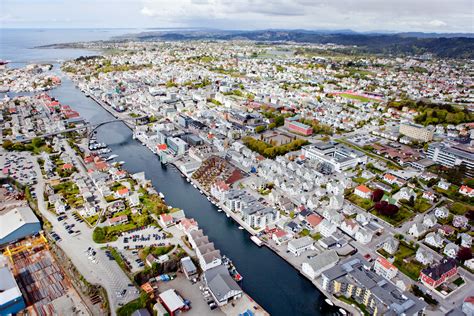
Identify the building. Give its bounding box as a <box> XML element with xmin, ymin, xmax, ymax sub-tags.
<box><xmin>382</xmin><ymin>237</ymin><xmax>399</xmax><ymax>255</ymax></box>
<box><xmin>374</xmin><ymin>257</ymin><xmax>398</xmax><ymax>280</ymax></box>
<box><xmin>354</xmin><ymin>185</ymin><xmax>372</xmax><ymax>199</ymax></box>
<box><xmin>399</xmin><ymin>123</ymin><xmax>434</xmax><ymax>142</ymax></box>
<box><xmin>427</xmin><ymin>142</ymin><xmax>474</xmax><ymax>177</ymax></box>
<box><xmin>420</xmin><ymin>258</ymin><xmax>457</xmax><ymax>289</ymax></box>
<box><xmin>287</xmin><ymin>236</ymin><xmax>314</xmax><ymax>257</ymax></box>
<box><xmin>167</xmin><ymin>137</ymin><xmax>188</xmax><ymax>155</ymax></box>
<box><xmin>241</xmin><ymin>204</ymin><xmax>279</xmax><ymax>229</ymax></box>
<box><xmin>0</xmin><ymin>258</ymin><xmax>26</xmax><ymax>315</ymax></box>
<box><xmin>158</xmin><ymin>289</ymin><xmax>186</xmax><ymax>316</ymax></box>
<box><xmin>107</xmin><ymin>214</ymin><xmax>128</xmax><ymax>226</ymax></box>
<box><xmin>285</xmin><ymin>120</ymin><xmax>313</xmax><ymax>136</ymax></box>
<box><xmin>302</xmin><ymin>141</ymin><xmax>367</xmax><ymax>172</ymax></box>
<box><xmin>301</xmin><ymin>250</ymin><xmax>339</xmax><ymax>280</ymax></box>
<box><xmin>0</xmin><ymin>206</ymin><xmax>41</xmax><ymax>246</ymax></box>
<box><xmin>181</xmin><ymin>257</ymin><xmax>197</xmax><ymax>279</ymax></box>
<box><xmin>322</xmin><ymin>255</ymin><xmax>427</xmax><ymax>316</ymax></box>
<box><xmin>203</xmin><ymin>265</ymin><xmax>242</xmax><ymax>306</ymax></box>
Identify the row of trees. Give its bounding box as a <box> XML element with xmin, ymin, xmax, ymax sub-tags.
<box><xmin>243</xmin><ymin>136</ymin><xmax>309</xmax><ymax>159</ymax></box>
<box><xmin>372</xmin><ymin>189</ymin><xmax>400</xmax><ymax>216</ymax></box>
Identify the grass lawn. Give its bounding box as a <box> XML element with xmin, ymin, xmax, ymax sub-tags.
<box><xmin>449</xmin><ymin>202</ymin><xmax>472</xmax><ymax>215</ymax></box>
<box><xmin>336</xmin><ymin>296</ymin><xmax>370</xmax><ymax>316</ymax></box>
<box><xmin>391</xmin><ymin>242</ymin><xmax>423</xmax><ymax>280</ymax></box>
<box><xmin>338</xmin><ymin>93</ymin><xmax>376</xmax><ymax>103</ymax></box>
<box><xmin>453</xmin><ymin>277</ymin><xmax>465</xmax><ymax>286</ymax></box>
<box><xmin>348</xmin><ymin>194</ymin><xmax>374</xmax><ymax>210</ymax></box>
<box><xmin>85</xmin><ymin>214</ymin><xmax>99</xmax><ymax>226</ymax></box>
<box><xmin>412</xmin><ymin>199</ymin><xmax>433</xmax><ymax>213</ymax></box>
<box><xmin>353</xmin><ymin>177</ymin><xmax>368</xmax><ymax>184</ymax></box>
<box><xmin>371</xmin><ymin>206</ymin><xmax>414</xmax><ymax>226</ymax></box>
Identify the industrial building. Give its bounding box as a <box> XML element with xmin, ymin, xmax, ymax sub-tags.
<box><xmin>0</xmin><ymin>206</ymin><xmax>41</xmax><ymax>246</ymax></box>
<box><xmin>0</xmin><ymin>256</ymin><xmax>26</xmax><ymax>315</ymax></box>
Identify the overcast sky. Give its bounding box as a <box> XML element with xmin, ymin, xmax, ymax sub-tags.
<box><xmin>1</xmin><ymin>0</ymin><xmax>473</xmax><ymax>32</ymax></box>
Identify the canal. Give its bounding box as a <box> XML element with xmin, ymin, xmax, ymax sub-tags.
<box><xmin>49</xmin><ymin>74</ymin><xmax>339</xmax><ymax>316</ymax></box>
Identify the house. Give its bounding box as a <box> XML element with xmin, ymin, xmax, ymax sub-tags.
<box><xmin>54</xmin><ymin>200</ymin><xmax>66</xmax><ymax>214</ymax></box>
<box><xmin>355</xmin><ymin>228</ymin><xmax>373</xmax><ymax>244</ymax></box>
<box><xmin>444</xmin><ymin>243</ymin><xmax>459</xmax><ymax>259</ymax></box>
<box><xmin>272</xmin><ymin>228</ymin><xmax>291</xmax><ymax>245</ymax></box>
<box><xmin>416</xmin><ymin>248</ymin><xmax>434</xmax><ymax>265</ymax></box>
<box><xmin>203</xmin><ymin>265</ymin><xmax>242</xmax><ymax>306</ymax></box>
<box><xmin>465</xmin><ymin>258</ymin><xmax>474</xmax><ymax>271</ymax></box>
<box><xmin>452</xmin><ymin>215</ymin><xmax>468</xmax><ymax>229</ymax></box>
<box><xmin>354</xmin><ymin>185</ymin><xmax>372</xmax><ymax>199</ymax></box>
<box><xmin>397</xmin><ymin>187</ymin><xmax>416</xmax><ymax>201</ymax></box>
<box><xmin>159</xmin><ymin>214</ymin><xmax>174</xmax><ymax>227</ymax></box>
<box><xmin>340</xmin><ymin>219</ymin><xmax>359</xmax><ymax>236</ymax></box>
<box><xmin>422</xmin><ymin>214</ymin><xmax>437</xmax><ymax>228</ymax></box>
<box><xmin>128</xmin><ymin>192</ymin><xmax>140</xmax><ymax>208</ymax></box>
<box><xmin>177</xmin><ymin>218</ymin><xmax>198</xmax><ymax>233</ymax></box>
<box><xmin>424</xmin><ymin>232</ymin><xmax>444</xmax><ymax>248</ymax></box>
<box><xmin>437</xmin><ymin>180</ymin><xmax>450</xmax><ymax>191</ymax></box>
<box><xmin>319</xmin><ymin>219</ymin><xmax>337</xmax><ymax>238</ymax></box>
<box><xmin>462</xmin><ymin>297</ymin><xmax>474</xmax><ymax>316</ymax></box>
<box><xmin>408</xmin><ymin>223</ymin><xmax>426</xmax><ymax>238</ymax></box>
<box><xmin>422</xmin><ymin>191</ymin><xmax>436</xmax><ymax>202</ymax></box>
<box><xmin>287</xmin><ymin>237</ymin><xmax>314</xmax><ymax>257</ymax></box>
<box><xmin>383</xmin><ymin>237</ymin><xmax>399</xmax><ymax>255</ymax></box>
<box><xmin>108</xmin><ymin>214</ymin><xmax>128</xmax><ymax>226</ymax></box>
<box><xmin>383</xmin><ymin>173</ymin><xmax>405</xmax><ymax>186</ymax></box>
<box><xmin>304</xmin><ymin>213</ymin><xmax>323</xmax><ymax>232</ymax></box>
<box><xmin>420</xmin><ymin>258</ymin><xmax>457</xmax><ymax>289</ymax></box>
<box><xmin>301</xmin><ymin>250</ymin><xmax>339</xmax><ymax>280</ymax></box>
<box><xmin>458</xmin><ymin>233</ymin><xmax>472</xmax><ymax>248</ymax></box>
<box><xmin>459</xmin><ymin>185</ymin><xmax>474</xmax><ymax>197</ymax></box>
<box><xmin>180</xmin><ymin>257</ymin><xmax>197</xmax><ymax>279</ymax></box>
<box><xmin>438</xmin><ymin>225</ymin><xmax>455</xmax><ymax>236</ymax></box>
<box><xmin>115</xmin><ymin>187</ymin><xmax>129</xmax><ymax>198</ymax></box>
<box><xmin>434</xmin><ymin>206</ymin><xmax>449</xmax><ymax>219</ymax></box>
<box><xmin>374</xmin><ymin>257</ymin><xmax>398</xmax><ymax>280</ymax></box>
<box><xmin>356</xmin><ymin>213</ymin><xmax>369</xmax><ymax>226</ymax></box>
<box><xmin>145</xmin><ymin>254</ymin><xmax>157</xmax><ymax>267</ymax></box>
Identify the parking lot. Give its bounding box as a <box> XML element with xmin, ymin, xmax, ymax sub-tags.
<box><xmin>112</xmin><ymin>226</ymin><xmax>171</xmax><ymax>250</ymax></box>
<box><xmin>0</xmin><ymin>152</ymin><xmax>38</xmax><ymax>186</ymax></box>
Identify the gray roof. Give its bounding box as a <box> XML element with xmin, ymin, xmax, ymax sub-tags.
<box><xmin>180</xmin><ymin>257</ymin><xmax>197</xmax><ymax>273</ymax></box>
<box><xmin>305</xmin><ymin>250</ymin><xmax>339</xmax><ymax>272</ymax></box>
<box><xmin>204</xmin><ymin>265</ymin><xmax>241</xmax><ymax>302</ymax></box>
<box><xmin>288</xmin><ymin>236</ymin><xmax>314</xmax><ymax>249</ymax></box>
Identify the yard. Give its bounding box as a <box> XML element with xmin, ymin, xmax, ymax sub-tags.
<box><xmin>347</xmin><ymin>194</ymin><xmax>374</xmax><ymax>210</ymax></box>
<box><xmin>371</xmin><ymin>206</ymin><xmax>414</xmax><ymax>227</ymax></box>
<box><xmin>391</xmin><ymin>242</ymin><xmax>424</xmax><ymax>281</ymax></box>
<box><xmin>53</xmin><ymin>181</ymin><xmax>84</xmax><ymax>208</ymax></box>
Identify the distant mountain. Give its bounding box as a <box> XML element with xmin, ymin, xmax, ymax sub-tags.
<box><xmin>117</xmin><ymin>29</ymin><xmax>474</xmax><ymax>59</ymax></box>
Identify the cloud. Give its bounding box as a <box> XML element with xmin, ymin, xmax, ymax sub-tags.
<box><xmin>428</xmin><ymin>20</ymin><xmax>447</xmax><ymax>27</ymax></box>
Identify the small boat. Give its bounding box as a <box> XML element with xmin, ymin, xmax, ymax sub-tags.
<box><xmin>226</xmin><ymin>213</ymin><xmax>230</xmax><ymax>218</ymax></box>
<box><xmin>159</xmin><ymin>192</ymin><xmax>165</xmax><ymax>199</ymax></box>
<box><xmin>324</xmin><ymin>299</ymin><xmax>334</xmax><ymax>306</ymax></box>
<box><xmin>106</xmin><ymin>154</ymin><xmax>118</xmax><ymax>161</ymax></box>
<box><xmin>217</xmin><ymin>209</ymin><xmax>223</xmax><ymax>212</ymax></box>
<box><xmin>193</xmin><ymin>184</ymin><xmax>197</xmax><ymax>189</ymax></box>
<box><xmin>339</xmin><ymin>308</ymin><xmax>347</xmax><ymax>315</ymax></box>
<box><xmin>118</xmin><ymin>161</ymin><xmax>125</xmax><ymax>165</ymax></box>
<box><xmin>238</xmin><ymin>226</ymin><xmax>244</xmax><ymax>230</ymax></box>
<box><xmin>186</xmin><ymin>178</ymin><xmax>190</xmax><ymax>182</ymax></box>
<box><xmin>207</xmin><ymin>197</ymin><xmax>210</xmax><ymax>201</ymax></box>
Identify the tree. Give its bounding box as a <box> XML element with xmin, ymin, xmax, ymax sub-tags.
<box><xmin>375</xmin><ymin>201</ymin><xmax>399</xmax><ymax>216</ymax></box>
<box><xmin>2</xmin><ymin>140</ymin><xmax>13</xmax><ymax>151</ymax></box>
<box><xmin>92</xmin><ymin>227</ymin><xmax>106</xmax><ymax>243</ymax></box>
<box><xmin>255</xmin><ymin>125</ymin><xmax>266</xmax><ymax>133</ymax></box>
<box><xmin>457</xmin><ymin>247</ymin><xmax>473</xmax><ymax>262</ymax></box>
<box><xmin>372</xmin><ymin>189</ymin><xmax>384</xmax><ymax>202</ymax></box>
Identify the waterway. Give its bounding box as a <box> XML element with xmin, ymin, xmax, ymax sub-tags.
<box><xmin>1</xmin><ymin>28</ymin><xmax>340</xmax><ymax>315</ymax></box>
<box><xmin>48</xmin><ymin>74</ymin><xmax>339</xmax><ymax>316</ymax></box>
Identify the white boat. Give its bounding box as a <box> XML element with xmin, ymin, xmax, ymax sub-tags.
<box><xmin>238</xmin><ymin>226</ymin><xmax>244</xmax><ymax>230</ymax></box>
<box><xmin>339</xmin><ymin>308</ymin><xmax>347</xmax><ymax>315</ymax></box>
<box><xmin>193</xmin><ymin>184</ymin><xmax>197</xmax><ymax>189</ymax></box>
<box><xmin>207</xmin><ymin>197</ymin><xmax>210</xmax><ymax>201</ymax></box>
<box><xmin>106</xmin><ymin>154</ymin><xmax>119</xmax><ymax>161</ymax></box>
<box><xmin>217</xmin><ymin>209</ymin><xmax>223</xmax><ymax>212</ymax></box>
<box><xmin>324</xmin><ymin>299</ymin><xmax>334</xmax><ymax>306</ymax></box>
<box><xmin>250</xmin><ymin>235</ymin><xmax>262</xmax><ymax>247</ymax></box>
<box><xmin>186</xmin><ymin>178</ymin><xmax>190</xmax><ymax>182</ymax></box>
<box><xmin>118</xmin><ymin>161</ymin><xmax>125</xmax><ymax>165</ymax></box>
<box><xmin>226</xmin><ymin>213</ymin><xmax>230</xmax><ymax>218</ymax></box>
<box><xmin>159</xmin><ymin>192</ymin><xmax>165</xmax><ymax>199</ymax></box>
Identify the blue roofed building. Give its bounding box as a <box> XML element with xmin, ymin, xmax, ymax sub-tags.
<box><xmin>0</xmin><ymin>206</ymin><xmax>41</xmax><ymax>246</ymax></box>
<box><xmin>0</xmin><ymin>257</ymin><xmax>26</xmax><ymax>315</ymax></box>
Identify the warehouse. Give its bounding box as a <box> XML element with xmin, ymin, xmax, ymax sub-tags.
<box><xmin>0</xmin><ymin>206</ymin><xmax>41</xmax><ymax>246</ymax></box>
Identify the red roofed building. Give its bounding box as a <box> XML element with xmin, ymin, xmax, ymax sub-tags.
<box><xmin>374</xmin><ymin>257</ymin><xmax>398</xmax><ymax>280</ymax></box>
<box><xmin>420</xmin><ymin>258</ymin><xmax>457</xmax><ymax>288</ymax></box>
<box><xmin>177</xmin><ymin>218</ymin><xmax>199</xmax><ymax>233</ymax></box>
<box><xmin>108</xmin><ymin>214</ymin><xmax>128</xmax><ymax>226</ymax></box>
<box><xmin>160</xmin><ymin>213</ymin><xmax>174</xmax><ymax>227</ymax></box>
<box><xmin>272</xmin><ymin>228</ymin><xmax>291</xmax><ymax>245</ymax></box>
<box><xmin>62</xmin><ymin>163</ymin><xmax>74</xmax><ymax>170</ymax></box>
<box><xmin>459</xmin><ymin>185</ymin><xmax>474</xmax><ymax>197</ymax></box>
<box><xmin>305</xmin><ymin>214</ymin><xmax>323</xmax><ymax>231</ymax></box>
<box><xmin>115</xmin><ymin>187</ymin><xmax>129</xmax><ymax>198</ymax></box>
<box><xmin>95</xmin><ymin>161</ymin><xmax>108</xmax><ymax>171</ymax></box>
<box><xmin>157</xmin><ymin>143</ymin><xmax>168</xmax><ymax>151</ymax></box>
<box><xmin>354</xmin><ymin>185</ymin><xmax>372</xmax><ymax>199</ymax></box>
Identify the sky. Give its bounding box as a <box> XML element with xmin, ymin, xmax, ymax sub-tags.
<box><xmin>1</xmin><ymin>0</ymin><xmax>473</xmax><ymax>33</ymax></box>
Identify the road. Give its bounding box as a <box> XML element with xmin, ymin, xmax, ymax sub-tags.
<box><xmin>26</xmin><ymin>148</ymin><xmax>139</xmax><ymax>315</ymax></box>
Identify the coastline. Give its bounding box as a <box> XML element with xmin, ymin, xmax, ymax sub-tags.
<box><xmin>81</xmin><ymin>86</ymin><xmax>358</xmax><ymax>315</ymax></box>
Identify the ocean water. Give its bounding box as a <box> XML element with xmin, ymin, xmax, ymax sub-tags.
<box><xmin>0</xmin><ymin>28</ymin><xmax>143</xmax><ymax>67</ymax></box>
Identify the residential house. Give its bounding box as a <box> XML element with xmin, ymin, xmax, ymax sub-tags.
<box><xmin>423</xmin><ymin>214</ymin><xmax>437</xmax><ymax>228</ymax></box>
<box><xmin>159</xmin><ymin>214</ymin><xmax>174</xmax><ymax>227</ymax></box>
<box><xmin>355</xmin><ymin>228</ymin><xmax>373</xmax><ymax>244</ymax></box>
<box><xmin>303</xmin><ymin>213</ymin><xmax>323</xmax><ymax>232</ymax></box>
<box><xmin>272</xmin><ymin>229</ymin><xmax>291</xmax><ymax>245</ymax></box>
<box><xmin>301</xmin><ymin>250</ymin><xmax>339</xmax><ymax>280</ymax></box>
<box><xmin>374</xmin><ymin>257</ymin><xmax>398</xmax><ymax>280</ymax></box>
<box><xmin>437</xmin><ymin>180</ymin><xmax>451</xmax><ymax>191</ymax></box>
<box><xmin>408</xmin><ymin>223</ymin><xmax>426</xmax><ymax>239</ymax></box>
<box><xmin>319</xmin><ymin>219</ymin><xmax>337</xmax><ymax>238</ymax></box>
<box><xmin>459</xmin><ymin>185</ymin><xmax>474</xmax><ymax>197</ymax></box>
<box><xmin>444</xmin><ymin>243</ymin><xmax>459</xmax><ymax>259</ymax></box>
<box><xmin>287</xmin><ymin>237</ymin><xmax>314</xmax><ymax>257</ymax></box>
<box><xmin>458</xmin><ymin>233</ymin><xmax>472</xmax><ymax>248</ymax></box>
<box><xmin>354</xmin><ymin>185</ymin><xmax>372</xmax><ymax>199</ymax></box>
<box><xmin>383</xmin><ymin>237</ymin><xmax>399</xmax><ymax>255</ymax></box>
<box><xmin>115</xmin><ymin>187</ymin><xmax>129</xmax><ymax>199</ymax></box>
<box><xmin>424</xmin><ymin>232</ymin><xmax>444</xmax><ymax>248</ymax></box>
<box><xmin>416</xmin><ymin>248</ymin><xmax>434</xmax><ymax>265</ymax></box>
<box><xmin>180</xmin><ymin>257</ymin><xmax>197</xmax><ymax>279</ymax></box>
<box><xmin>128</xmin><ymin>192</ymin><xmax>140</xmax><ymax>208</ymax></box>
<box><xmin>453</xmin><ymin>215</ymin><xmax>468</xmax><ymax>229</ymax></box>
<box><xmin>340</xmin><ymin>219</ymin><xmax>359</xmax><ymax>236</ymax></box>
<box><xmin>54</xmin><ymin>200</ymin><xmax>66</xmax><ymax>214</ymax></box>
<box><xmin>177</xmin><ymin>218</ymin><xmax>198</xmax><ymax>234</ymax></box>
<box><xmin>203</xmin><ymin>265</ymin><xmax>242</xmax><ymax>306</ymax></box>
<box><xmin>422</xmin><ymin>191</ymin><xmax>436</xmax><ymax>202</ymax></box>
<box><xmin>438</xmin><ymin>225</ymin><xmax>455</xmax><ymax>237</ymax></box>
<box><xmin>108</xmin><ymin>214</ymin><xmax>128</xmax><ymax>226</ymax></box>
<box><xmin>434</xmin><ymin>206</ymin><xmax>449</xmax><ymax>219</ymax></box>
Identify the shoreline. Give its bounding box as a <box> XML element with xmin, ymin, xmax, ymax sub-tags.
<box><xmin>83</xmin><ymin>87</ymin><xmax>355</xmax><ymax>314</ymax></box>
